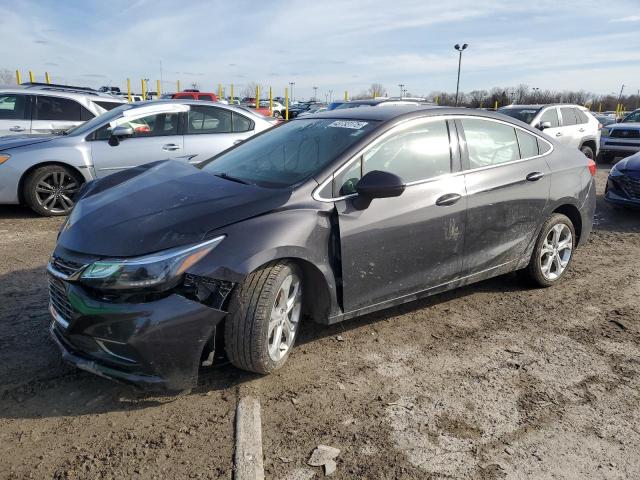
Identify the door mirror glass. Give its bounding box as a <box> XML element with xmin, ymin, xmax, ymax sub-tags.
<box><xmin>355</xmin><ymin>170</ymin><xmax>405</xmax><ymax>199</ymax></box>
<box><xmin>538</xmin><ymin>121</ymin><xmax>552</xmax><ymax>130</ymax></box>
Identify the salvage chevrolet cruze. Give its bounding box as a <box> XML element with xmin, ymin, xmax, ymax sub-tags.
<box><xmin>48</xmin><ymin>106</ymin><xmax>596</xmax><ymax>390</ymax></box>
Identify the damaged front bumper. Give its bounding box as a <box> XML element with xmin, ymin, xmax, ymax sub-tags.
<box><xmin>48</xmin><ymin>279</ymin><xmax>227</xmax><ymax>391</ymax></box>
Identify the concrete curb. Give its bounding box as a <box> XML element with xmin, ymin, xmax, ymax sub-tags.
<box><xmin>234</xmin><ymin>396</ymin><xmax>265</xmax><ymax>480</ymax></box>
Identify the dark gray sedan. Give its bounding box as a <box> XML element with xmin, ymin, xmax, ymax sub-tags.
<box><xmin>48</xmin><ymin>106</ymin><xmax>596</xmax><ymax>390</ymax></box>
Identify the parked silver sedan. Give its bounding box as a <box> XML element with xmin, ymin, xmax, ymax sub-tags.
<box><xmin>0</xmin><ymin>100</ymin><xmax>277</xmax><ymax>215</ymax></box>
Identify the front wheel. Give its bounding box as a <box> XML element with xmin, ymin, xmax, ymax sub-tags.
<box><xmin>273</xmin><ymin>111</ymin><xmax>281</xmax><ymax>118</ymax></box>
<box><xmin>225</xmin><ymin>261</ymin><xmax>303</xmax><ymax>374</ymax></box>
<box><xmin>580</xmin><ymin>145</ymin><xmax>594</xmax><ymax>160</ymax></box>
<box><xmin>522</xmin><ymin>213</ymin><xmax>576</xmax><ymax>287</ymax></box>
<box><xmin>24</xmin><ymin>165</ymin><xmax>83</xmax><ymax>216</ymax></box>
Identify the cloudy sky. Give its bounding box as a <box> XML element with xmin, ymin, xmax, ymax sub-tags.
<box><xmin>2</xmin><ymin>0</ymin><xmax>639</xmax><ymax>100</ymax></box>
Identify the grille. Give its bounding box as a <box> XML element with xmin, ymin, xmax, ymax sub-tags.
<box><xmin>619</xmin><ymin>176</ymin><xmax>640</xmax><ymax>199</ymax></box>
<box><xmin>610</xmin><ymin>129</ymin><xmax>640</xmax><ymax>139</ymax></box>
<box><xmin>51</xmin><ymin>256</ymin><xmax>85</xmax><ymax>277</ymax></box>
<box><xmin>48</xmin><ymin>277</ymin><xmax>74</xmax><ymax>324</ymax></box>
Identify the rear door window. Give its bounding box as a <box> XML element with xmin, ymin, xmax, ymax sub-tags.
<box><xmin>35</xmin><ymin>95</ymin><xmax>92</xmax><ymax>121</ymax></box>
<box><xmin>575</xmin><ymin>109</ymin><xmax>589</xmax><ymax>124</ymax></box>
<box><xmin>516</xmin><ymin>129</ymin><xmax>539</xmax><ymax>158</ymax></box>
<box><xmin>187</xmin><ymin>106</ymin><xmax>232</xmax><ymax>134</ymax></box>
<box><xmin>560</xmin><ymin>107</ymin><xmax>577</xmax><ymax>126</ymax></box>
<box><xmin>539</xmin><ymin>108</ymin><xmax>560</xmax><ymax>128</ymax></box>
<box><xmin>461</xmin><ymin>118</ymin><xmax>519</xmax><ymax>168</ymax></box>
<box><xmin>232</xmin><ymin>112</ymin><xmax>254</xmax><ymax>132</ymax></box>
<box><xmin>0</xmin><ymin>94</ymin><xmax>29</xmax><ymax>119</ymax></box>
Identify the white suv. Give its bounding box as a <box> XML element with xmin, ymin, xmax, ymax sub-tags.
<box><xmin>498</xmin><ymin>104</ymin><xmax>600</xmax><ymax>159</ymax></box>
<box><xmin>0</xmin><ymin>84</ymin><xmax>125</xmax><ymax>136</ymax></box>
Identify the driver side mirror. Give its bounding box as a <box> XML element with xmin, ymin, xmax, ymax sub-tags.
<box><xmin>355</xmin><ymin>170</ymin><xmax>405</xmax><ymax>199</ymax></box>
<box><xmin>537</xmin><ymin>121</ymin><xmax>552</xmax><ymax>131</ymax></box>
<box><xmin>108</xmin><ymin>125</ymin><xmax>134</xmax><ymax>146</ymax></box>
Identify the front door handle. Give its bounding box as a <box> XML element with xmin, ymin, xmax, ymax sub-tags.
<box><xmin>555</xmin><ymin>132</ymin><xmax>562</xmax><ymax>137</ymax></box>
<box><xmin>579</xmin><ymin>128</ymin><xmax>585</xmax><ymax>132</ymax></box>
<box><xmin>9</xmin><ymin>126</ymin><xmax>25</xmax><ymax>132</ymax></box>
<box><xmin>526</xmin><ymin>171</ymin><xmax>544</xmax><ymax>182</ymax></box>
<box><xmin>435</xmin><ymin>193</ymin><xmax>462</xmax><ymax>206</ymax></box>
<box><xmin>162</xmin><ymin>144</ymin><xmax>180</xmax><ymax>151</ymax></box>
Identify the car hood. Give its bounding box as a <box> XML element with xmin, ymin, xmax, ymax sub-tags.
<box><xmin>609</xmin><ymin>122</ymin><xmax>640</xmax><ymax>130</ymax></box>
<box><xmin>616</xmin><ymin>152</ymin><xmax>640</xmax><ymax>173</ymax></box>
<box><xmin>0</xmin><ymin>134</ymin><xmax>58</xmax><ymax>151</ymax></box>
<box><xmin>58</xmin><ymin>160</ymin><xmax>292</xmax><ymax>257</ymax></box>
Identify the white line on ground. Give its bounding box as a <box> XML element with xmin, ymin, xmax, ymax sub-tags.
<box><xmin>234</xmin><ymin>396</ymin><xmax>265</xmax><ymax>480</ymax></box>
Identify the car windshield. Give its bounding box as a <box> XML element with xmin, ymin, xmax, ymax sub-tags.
<box><xmin>65</xmin><ymin>104</ymin><xmax>134</xmax><ymax>136</ymax></box>
<box><xmin>200</xmin><ymin>118</ymin><xmax>378</xmax><ymax>188</ymax></box>
<box><xmin>498</xmin><ymin>108</ymin><xmax>541</xmax><ymax>124</ymax></box>
<box><xmin>623</xmin><ymin>111</ymin><xmax>640</xmax><ymax>123</ymax></box>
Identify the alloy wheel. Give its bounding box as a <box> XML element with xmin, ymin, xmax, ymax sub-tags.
<box><xmin>539</xmin><ymin>223</ymin><xmax>573</xmax><ymax>281</ymax></box>
<box><xmin>35</xmin><ymin>171</ymin><xmax>80</xmax><ymax>214</ymax></box>
<box><xmin>267</xmin><ymin>273</ymin><xmax>302</xmax><ymax>361</ymax></box>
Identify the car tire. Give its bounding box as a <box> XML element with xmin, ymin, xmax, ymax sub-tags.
<box><xmin>273</xmin><ymin>111</ymin><xmax>281</xmax><ymax>118</ymax></box>
<box><xmin>580</xmin><ymin>145</ymin><xmax>594</xmax><ymax>160</ymax></box>
<box><xmin>24</xmin><ymin>165</ymin><xmax>83</xmax><ymax>217</ymax></box>
<box><xmin>225</xmin><ymin>261</ymin><xmax>303</xmax><ymax>374</ymax></box>
<box><xmin>522</xmin><ymin>213</ymin><xmax>576</xmax><ymax>288</ymax></box>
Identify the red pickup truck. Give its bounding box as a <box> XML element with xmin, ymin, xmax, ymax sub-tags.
<box><xmin>172</xmin><ymin>91</ymin><xmax>218</xmax><ymax>101</ymax></box>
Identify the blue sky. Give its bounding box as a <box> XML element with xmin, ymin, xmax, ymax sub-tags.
<box><xmin>2</xmin><ymin>0</ymin><xmax>639</xmax><ymax>100</ymax></box>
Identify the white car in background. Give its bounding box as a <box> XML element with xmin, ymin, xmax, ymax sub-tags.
<box><xmin>0</xmin><ymin>100</ymin><xmax>276</xmax><ymax>215</ymax></box>
<box><xmin>498</xmin><ymin>104</ymin><xmax>600</xmax><ymax>159</ymax></box>
<box><xmin>0</xmin><ymin>84</ymin><xmax>125</xmax><ymax>136</ymax></box>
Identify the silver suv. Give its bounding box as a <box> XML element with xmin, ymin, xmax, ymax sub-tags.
<box><xmin>0</xmin><ymin>100</ymin><xmax>276</xmax><ymax>216</ymax></box>
<box><xmin>498</xmin><ymin>104</ymin><xmax>600</xmax><ymax>159</ymax></box>
<box><xmin>0</xmin><ymin>83</ymin><xmax>125</xmax><ymax>136</ymax></box>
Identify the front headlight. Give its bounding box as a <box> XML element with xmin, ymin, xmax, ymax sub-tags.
<box><xmin>601</xmin><ymin>127</ymin><xmax>610</xmax><ymax>137</ymax></box>
<box><xmin>80</xmin><ymin>235</ymin><xmax>225</xmax><ymax>291</ymax></box>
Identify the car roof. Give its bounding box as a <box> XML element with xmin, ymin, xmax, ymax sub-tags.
<box><xmin>122</xmin><ymin>99</ymin><xmax>274</xmax><ymax>122</ymax></box>
<box><xmin>0</xmin><ymin>86</ymin><xmax>125</xmax><ymax>102</ymax></box>
<box><xmin>500</xmin><ymin>103</ymin><xmax>587</xmax><ymax>109</ymax></box>
<box><xmin>302</xmin><ymin>104</ymin><xmax>444</xmax><ymax>122</ymax></box>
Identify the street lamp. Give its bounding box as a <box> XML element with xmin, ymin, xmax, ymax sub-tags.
<box><xmin>313</xmin><ymin>86</ymin><xmax>318</xmax><ymax>102</ymax></box>
<box><xmin>289</xmin><ymin>82</ymin><xmax>295</xmax><ymax>102</ymax></box>
<box><xmin>454</xmin><ymin>43</ymin><xmax>468</xmax><ymax>107</ymax></box>
<box><xmin>398</xmin><ymin>83</ymin><xmax>405</xmax><ymax>98</ymax></box>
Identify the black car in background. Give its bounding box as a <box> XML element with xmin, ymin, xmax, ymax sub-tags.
<box><xmin>48</xmin><ymin>106</ymin><xmax>596</xmax><ymax>390</ymax></box>
<box><xmin>605</xmin><ymin>151</ymin><xmax>640</xmax><ymax>208</ymax></box>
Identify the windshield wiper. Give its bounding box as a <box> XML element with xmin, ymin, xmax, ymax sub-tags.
<box><xmin>214</xmin><ymin>172</ymin><xmax>253</xmax><ymax>185</ymax></box>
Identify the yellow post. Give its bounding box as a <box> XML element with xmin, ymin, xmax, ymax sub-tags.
<box><xmin>45</xmin><ymin>72</ymin><xmax>51</xmax><ymax>84</ymax></box>
<box><xmin>255</xmin><ymin>85</ymin><xmax>260</xmax><ymax>110</ymax></box>
<box><xmin>29</xmin><ymin>70</ymin><xmax>35</xmax><ymax>83</ymax></box>
<box><xmin>127</xmin><ymin>78</ymin><xmax>132</xmax><ymax>103</ymax></box>
<box><xmin>230</xmin><ymin>83</ymin><xmax>234</xmax><ymax>104</ymax></box>
<box><xmin>344</xmin><ymin>90</ymin><xmax>348</xmax><ymax>102</ymax></box>
<box><xmin>269</xmin><ymin>86</ymin><xmax>273</xmax><ymax>116</ymax></box>
<box><xmin>141</xmin><ymin>79</ymin><xmax>146</xmax><ymax>101</ymax></box>
<box><xmin>285</xmin><ymin>87</ymin><xmax>289</xmax><ymax>120</ymax></box>
<box><xmin>157</xmin><ymin>79</ymin><xmax>161</xmax><ymax>98</ymax></box>
<box><xmin>15</xmin><ymin>70</ymin><xmax>21</xmax><ymax>85</ymax></box>
<box><xmin>176</xmin><ymin>80</ymin><xmax>181</xmax><ymax>92</ymax></box>
<box><xmin>494</xmin><ymin>100</ymin><xmax>498</xmax><ymax>110</ymax></box>
<box><xmin>218</xmin><ymin>83</ymin><xmax>222</xmax><ymax>101</ymax></box>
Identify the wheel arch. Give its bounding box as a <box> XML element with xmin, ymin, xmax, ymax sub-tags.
<box><xmin>579</xmin><ymin>138</ymin><xmax>597</xmax><ymax>156</ymax></box>
<box><xmin>552</xmin><ymin>203</ymin><xmax>582</xmax><ymax>244</ymax></box>
<box><xmin>18</xmin><ymin>161</ymin><xmax>86</xmax><ymax>204</ymax></box>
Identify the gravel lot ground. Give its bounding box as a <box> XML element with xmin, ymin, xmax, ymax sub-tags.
<box><xmin>0</xmin><ymin>166</ymin><xmax>638</xmax><ymax>479</ymax></box>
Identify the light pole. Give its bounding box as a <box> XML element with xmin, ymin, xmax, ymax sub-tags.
<box><xmin>313</xmin><ymin>86</ymin><xmax>318</xmax><ymax>102</ymax></box>
<box><xmin>454</xmin><ymin>43</ymin><xmax>468</xmax><ymax>107</ymax></box>
<box><xmin>289</xmin><ymin>82</ymin><xmax>295</xmax><ymax>102</ymax></box>
<box><xmin>398</xmin><ymin>83</ymin><xmax>405</xmax><ymax>98</ymax></box>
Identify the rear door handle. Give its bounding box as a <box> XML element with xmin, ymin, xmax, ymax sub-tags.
<box><xmin>162</xmin><ymin>144</ymin><xmax>180</xmax><ymax>151</ymax></box>
<box><xmin>526</xmin><ymin>171</ymin><xmax>544</xmax><ymax>182</ymax></box>
<box><xmin>9</xmin><ymin>126</ymin><xmax>25</xmax><ymax>132</ymax></box>
<box><xmin>555</xmin><ymin>132</ymin><xmax>562</xmax><ymax>137</ymax></box>
<box><xmin>435</xmin><ymin>193</ymin><xmax>462</xmax><ymax>206</ymax></box>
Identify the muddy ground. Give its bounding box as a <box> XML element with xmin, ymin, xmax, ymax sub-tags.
<box><xmin>0</xmin><ymin>166</ymin><xmax>638</xmax><ymax>479</ymax></box>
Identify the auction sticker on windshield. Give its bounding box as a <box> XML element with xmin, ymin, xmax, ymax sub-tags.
<box><xmin>328</xmin><ymin>120</ymin><xmax>369</xmax><ymax>129</ymax></box>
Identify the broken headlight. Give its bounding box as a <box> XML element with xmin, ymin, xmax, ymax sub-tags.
<box><xmin>80</xmin><ymin>235</ymin><xmax>225</xmax><ymax>292</ymax></box>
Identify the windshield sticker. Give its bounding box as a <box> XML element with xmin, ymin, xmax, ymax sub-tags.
<box><xmin>519</xmin><ymin>110</ymin><xmax>537</xmax><ymax>114</ymax></box>
<box><xmin>328</xmin><ymin>120</ymin><xmax>368</xmax><ymax>129</ymax></box>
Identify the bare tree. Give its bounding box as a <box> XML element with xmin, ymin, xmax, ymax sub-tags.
<box><xmin>367</xmin><ymin>83</ymin><xmax>387</xmax><ymax>98</ymax></box>
<box><xmin>0</xmin><ymin>68</ymin><xmax>16</xmax><ymax>85</ymax></box>
<box><xmin>241</xmin><ymin>81</ymin><xmax>264</xmax><ymax>99</ymax></box>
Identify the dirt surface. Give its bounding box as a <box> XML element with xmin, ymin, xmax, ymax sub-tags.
<box><xmin>1</xmin><ymin>166</ymin><xmax>639</xmax><ymax>479</ymax></box>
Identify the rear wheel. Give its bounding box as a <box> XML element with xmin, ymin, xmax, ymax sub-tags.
<box><xmin>225</xmin><ymin>261</ymin><xmax>303</xmax><ymax>374</ymax></box>
<box><xmin>522</xmin><ymin>213</ymin><xmax>576</xmax><ymax>287</ymax></box>
<box><xmin>580</xmin><ymin>145</ymin><xmax>594</xmax><ymax>160</ymax></box>
<box><xmin>24</xmin><ymin>165</ymin><xmax>83</xmax><ymax>216</ymax></box>
<box><xmin>273</xmin><ymin>111</ymin><xmax>281</xmax><ymax>118</ymax></box>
